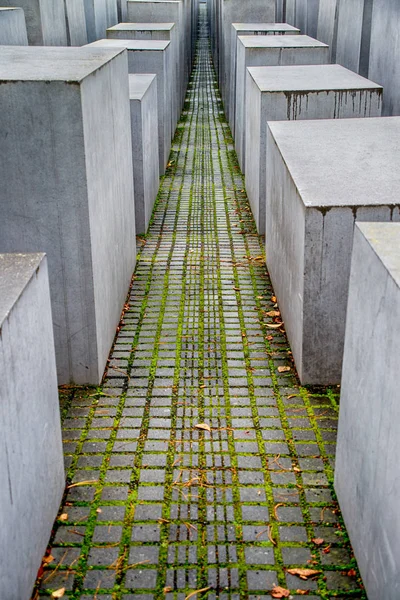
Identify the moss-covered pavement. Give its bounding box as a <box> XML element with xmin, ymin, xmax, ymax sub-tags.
<box><xmin>34</xmin><ymin>7</ymin><xmax>365</xmax><ymax>600</ymax></box>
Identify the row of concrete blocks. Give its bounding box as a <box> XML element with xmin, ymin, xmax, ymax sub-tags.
<box><xmin>280</xmin><ymin>0</ymin><xmax>400</xmax><ymax>117</ymax></box>
<box><xmin>0</xmin><ymin>0</ymin><xmax>120</xmax><ymax>47</ymax></box>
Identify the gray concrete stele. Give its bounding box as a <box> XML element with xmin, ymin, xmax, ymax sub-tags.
<box><xmin>235</xmin><ymin>34</ymin><xmax>329</xmax><ymax>173</ymax></box>
<box><xmin>0</xmin><ymin>46</ymin><xmax>137</xmax><ymax>385</ymax></box>
<box><xmin>317</xmin><ymin>0</ymin><xmax>339</xmax><ymax>62</ymax></box>
<box><xmin>0</xmin><ymin>0</ymin><xmax>67</xmax><ymax>44</ymax></box>
<box><xmin>245</xmin><ymin>64</ymin><xmax>382</xmax><ymax>234</ymax></box>
<box><xmin>65</xmin><ymin>0</ymin><xmax>88</xmax><ymax>46</ymax></box>
<box><xmin>0</xmin><ymin>253</ymin><xmax>64</xmax><ymax>599</ymax></box>
<box><xmin>129</xmin><ymin>74</ymin><xmax>160</xmax><ymax>234</ymax></box>
<box><xmin>265</xmin><ymin>117</ymin><xmax>400</xmax><ymax>385</ymax></box>
<box><xmin>87</xmin><ymin>38</ymin><xmax>173</xmax><ymax>173</ymax></box>
<box><xmin>335</xmin><ymin>222</ymin><xmax>400</xmax><ymax>600</ymax></box>
<box><xmin>0</xmin><ymin>7</ymin><xmax>28</xmax><ymax>45</ymax></box>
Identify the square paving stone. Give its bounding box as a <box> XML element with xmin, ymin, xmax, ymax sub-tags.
<box><xmin>83</xmin><ymin>569</ymin><xmax>116</xmax><ymax>588</ymax></box>
<box><xmin>53</xmin><ymin>526</ymin><xmax>86</xmax><ymax>544</ymax></box>
<box><xmin>279</xmin><ymin>526</ymin><xmax>308</xmax><ymax>542</ymax></box>
<box><xmin>125</xmin><ymin>569</ymin><xmax>158</xmax><ymax>589</ymax></box>
<box><xmin>137</xmin><ymin>487</ymin><xmax>165</xmax><ymax>501</ymax></box>
<box><xmin>134</xmin><ymin>504</ymin><xmax>163</xmax><ymax>521</ymax></box>
<box><xmin>105</xmin><ymin>469</ymin><xmax>132</xmax><ymax>483</ymax></box>
<box><xmin>96</xmin><ymin>505</ymin><xmax>126</xmax><ymax>522</ymax></box>
<box><xmin>129</xmin><ymin>546</ymin><xmax>160</xmax><ymax>564</ymax></box>
<box><xmin>240</xmin><ymin>488</ymin><xmax>266</xmax><ymax>502</ymax></box>
<box><xmin>244</xmin><ymin>546</ymin><xmax>275</xmax><ymax>565</ymax></box>
<box><xmin>275</xmin><ymin>507</ymin><xmax>304</xmax><ymax>523</ymax></box>
<box><xmin>247</xmin><ymin>569</ymin><xmax>279</xmax><ymax>590</ymax></box>
<box><xmin>139</xmin><ymin>469</ymin><xmax>166</xmax><ymax>483</ymax></box>
<box><xmin>88</xmin><ymin>547</ymin><xmax>120</xmax><ymax>566</ymax></box>
<box><xmin>281</xmin><ymin>546</ymin><xmax>312</xmax><ymax>564</ymax></box>
<box><xmin>238</xmin><ymin>471</ymin><xmax>265</xmax><ymax>485</ymax></box>
<box><xmin>101</xmin><ymin>486</ymin><xmax>129</xmax><ymax>501</ymax></box>
<box><xmin>242</xmin><ymin>505</ymin><xmax>269</xmax><ymax>522</ymax></box>
<box><xmin>131</xmin><ymin>525</ymin><xmax>160</xmax><ymax>542</ymax></box>
<box><xmin>93</xmin><ymin>526</ymin><xmax>122</xmax><ymax>543</ymax></box>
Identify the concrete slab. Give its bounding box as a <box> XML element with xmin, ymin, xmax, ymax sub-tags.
<box><xmin>245</xmin><ymin>64</ymin><xmax>382</xmax><ymax>233</ymax></box>
<box><xmin>107</xmin><ymin>23</ymin><xmax>179</xmax><ymax>126</ymax></box>
<box><xmin>0</xmin><ymin>252</ymin><xmax>64</xmax><ymax>599</ymax></box>
<box><xmin>265</xmin><ymin>117</ymin><xmax>400</xmax><ymax>385</ymax></box>
<box><xmin>126</xmin><ymin>0</ymin><xmax>186</xmax><ymax>108</ymax></box>
<box><xmin>129</xmin><ymin>74</ymin><xmax>160</xmax><ymax>234</ymax></box>
<box><xmin>217</xmin><ymin>0</ymin><xmax>275</xmax><ymax>121</ymax></box>
<box><xmin>335</xmin><ymin>0</ymin><xmax>374</xmax><ymax>76</ymax></box>
<box><xmin>335</xmin><ymin>222</ymin><xmax>400</xmax><ymax>600</ymax></box>
<box><xmin>106</xmin><ymin>0</ymin><xmax>118</xmax><ymax>26</ymax></box>
<box><xmin>87</xmin><ymin>38</ymin><xmax>172</xmax><ymax>172</ymax></box>
<box><xmin>228</xmin><ymin>22</ymin><xmax>300</xmax><ymax>134</ymax></box>
<box><xmin>84</xmin><ymin>0</ymin><xmax>108</xmax><ymax>42</ymax></box>
<box><xmin>0</xmin><ymin>0</ymin><xmax>67</xmax><ymax>45</ymax></box>
<box><xmin>235</xmin><ymin>34</ymin><xmax>329</xmax><ymax>173</ymax></box>
<box><xmin>0</xmin><ymin>7</ymin><xmax>28</xmax><ymax>45</ymax></box>
<box><xmin>0</xmin><ymin>46</ymin><xmax>136</xmax><ymax>385</ymax></box>
<box><xmin>64</xmin><ymin>0</ymin><xmax>88</xmax><ymax>45</ymax></box>
<box><xmin>285</xmin><ymin>0</ymin><xmax>296</xmax><ymax>25</ymax></box>
<box><xmin>317</xmin><ymin>0</ymin><xmax>339</xmax><ymax>61</ymax></box>
<box><xmin>369</xmin><ymin>0</ymin><xmax>400</xmax><ymax>116</ymax></box>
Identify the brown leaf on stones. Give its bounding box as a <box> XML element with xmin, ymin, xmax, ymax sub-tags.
<box><xmin>163</xmin><ymin>587</ymin><xmax>173</xmax><ymax>594</ymax></box>
<box><xmin>184</xmin><ymin>586</ymin><xmax>212</xmax><ymax>600</ymax></box>
<box><xmin>51</xmin><ymin>589</ymin><xmax>65</xmax><ymax>599</ymax></box>
<box><xmin>265</xmin><ymin>310</ymin><xmax>280</xmax><ymax>317</ymax></box>
<box><xmin>287</xmin><ymin>568</ymin><xmax>321</xmax><ymax>580</ymax></box>
<box><xmin>59</xmin><ymin>513</ymin><xmax>68</xmax><ymax>522</ymax></box>
<box><xmin>271</xmin><ymin>585</ymin><xmax>290</xmax><ymax>598</ymax></box>
<box><xmin>277</xmin><ymin>366</ymin><xmax>291</xmax><ymax>373</ymax></box>
<box><xmin>194</xmin><ymin>423</ymin><xmax>211</xmax><ymax>433</ymax></box>
<box><xmin>42</xmin><ymin>554</ymin><xmax>55</xmax><ymax>565</ymax></box>
<box><xmin>311</xmin><ymin>538</ymin><xmax>325</xmax><ymax>546</ymax></box>
<box><xmin>67</xmin><ymin>480</ymin><xmax>99</xmax><ymax>488</ymax></box>
<box><xmin>296</xmin><ymin>590</ymin><xmax>309</xmax><ymax>595</ymax></box>
<box><xmin>266</xmin><ymin>323</ymin><xmax>284</xmax><ymax>329</ymax></box>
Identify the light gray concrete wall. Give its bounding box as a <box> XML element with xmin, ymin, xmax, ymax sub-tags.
<box><xmin>0</xmin><ymin>46</ymin><xmax>136</xmax><ymax>385</ymax></box>
<box><xmin>64</xmin><ymin>0</ymin><xmax>88</xmax><ymax>45</ymax></box>
<box><xmin>88</xmin><ymin>38</ymin><xmax>172</xmax><ymax>172</ymax></box>
<box><xmin>84</xmin><ymin>0</ymin><xmax>108</xmax><ymax>42</ymax></box>
<box><xmin>117</xmin><ymin>0</ymin><xmax>128</xmax><ymax>20</ymax></box>
<box><xmin>0</xmin><ymin>0</ymin><xmax>67</xmax><ymax>44</ymax></box>
<box><xmin>218</xmin><ymin>0</ymin><xmax>275</xmax><ymax>124</ymax></box>
<box><xmin>245</xmin><ymin>64</ymin><xmax>382</xmax><ymax>234</ymax></box>
<box><xmin>335</xmin><ymin>0</ymin><xmax>374</xmax><ymax>75</ymax></box>
<box><xmin>0</xmin><ymin>252</ymin><xmax>64</xmax><ymax>600</ymax></box>
<box><xmin>335</xmin><ymin>222</ymin><xmax>400</xmax><ymax>600</ymax></box>
<box><xmin>228</xmin><ymin>23</ymin><xmax>300</xmax><ymax>135</ymax></box>
<box><xmin>369</xmin><ymin>0</ymin><xmax>400</xmax><ymax>115</ymax></box>
<box><xmin>105</xmin><ymin>0</ymin><xmax>118</xmax><ymax>26</ymax></box>
<box><xmin>129</xmin><ymin>74</ymin><xmax>159</xmax><ymax>234</ymax></box>
<box><xmin>316</xmin><ymin>0</ymin><xmax>338</xmax><ymax>61</ymax></box>
<box><xmin>0</xmin><ymin>7</ymin><xmax>28</xmax><ymax>44</ymax></box>
<box><xmin>234</xmin><ymin>35</ymin><xmax>329</xmax><ymax>173</ymax></box>
<box><xmin>285</xmin><ymin>0</ymin><xmax>296</xmax><ymax>24</ymax></box>
<box><xmin>306</xmin><ymin>0</ymin><xmax>320</xmax><ymax>37</ymax></box>
<box><xmin>107</xmin><ymin>23</ymin><xmax>179</xmax><ymax>127</ymax></box>
<box><xmin>265</xmin><ymin>117</ymin><xmax>400</xmax><ymax>385</ymax></box>
<box><xmin>276</xmin><ymin>0</ymin><xmax>283</xmax><ymax>21</ymax></box>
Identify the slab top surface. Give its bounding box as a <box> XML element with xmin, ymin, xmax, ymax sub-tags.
<box><xmin>239</xmin><ymin>34</ymin><xmax>328</xmax><ymax>48</ymax></box>
<box><xmin>88</xmin><ymin>39</ymin><xmax>170</xmax><ymax>50</ymax></box>
<box><xmin>268</xmin><ymin>117</ymin><xmax>400</xmax><ymax>208</ymax></box>
<box><xmin>108</xmin><ymin>22</ymin><xmax>174</xmax><ymax>31</ymax></box>
<box><xmin>127</xmin><ymin>0</ymin><xmax>180</xmax><ymax>4</ymax></box>
<box><xmin>0</xmin><ymin>6</ymin><xmax>22</xmax><ymax>10</ymax></box>
<box><xmin>248</xmin><ymin>64</ymin><xmax>382</xmax><ymax>92</ymax></box>
<box><xmin>129</xmin><ymin>73</ymin><xmax>156</xmax><ymax>98</ymax></box>
<box><xmin>233</xmin><ymin>23</ymin><xmax>300</xmax><ymax>32</ymax></box>
<box><xmin>0</xmin><ymin>46</ymin><xmax>126</xmax><ymax>81</ymax></box>
<box><xmin>0</xmin><ymin>253</ymin><xmax>45</xmax><ymax>327</ymax></box>
<box><xmin>357</xmin><ymin>223</ymin><xmax>400</xmax><ymax>287</ymax></box>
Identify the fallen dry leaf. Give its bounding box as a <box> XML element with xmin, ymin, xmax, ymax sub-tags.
<box><xmin>51</xmin><ymin>589</ymin><xmax>65</xmax><ymax>599</ymax></box>
<box><xmin>347</xmin><ymin>568</ymin><xmax>357</xmax><ymax>577</ymax></box>
<box><xmin>184</xmin><ymin>586</ymin><xmax>212</xmax><ymax>600</ymax></box>
<box><xmin>271</xmin><ymin>296</ymin><xmax>277</xmax><ymax>302</ymax></box>
<box><xmin>59</xmin><ymin>513</ymin><xmax>68</xmax><ymax>522</ymax></box>
<box><xmin>163</xmin><ymin>586</ymin><xmax>173</xmax><ymax>594</ymax></box>
<box><xmin>271</xmin><ymin>585</ymin><xmax>290</xmax><ymax>598</ymax></box>
<box><xmin>67</xmin><ymin>480</ymin><xmax>98</xmax><ymax>489</ymax></box>
<box><xmin>311</xmin><ymin>538</ymin><xmax>324</xmax><ymax>546</ymax></box>
<box><xmin>296</xmin><ymin>590</ymin><xmax>309</xmax><ymax>596</ymax></box>
<box><xmin>277</xmin><ymin>366</ymin><xmax>291</xmax><ymax>373</ymax></box>
<box><xmin>265</xmin><ymin>310</ymin><xmax>280</xmax><ymax>317</ymax></box>
<box><xmin>287</xmin><ymin>568</ymin><xmax>321</xmax><ymax>580</ymax></box>
<box><xmin>266</xmin><ymin>323</ymin><xmax>284</xmax><ymax>329</ymax></box>
<box><xmin>42</xmin><ymin>554</ymin><xmax>54</xmax><ymax>565</ymax></box>
<box><xmin>194</xmin><ymin>423</ymin><xmax>211</xmax><ymax>433</ymax></box>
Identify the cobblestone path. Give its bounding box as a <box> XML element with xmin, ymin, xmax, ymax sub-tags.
<box><xmin>35</xmin><ymin>7</ymin><xmax>365</xmax><ymax>600</ymax></box>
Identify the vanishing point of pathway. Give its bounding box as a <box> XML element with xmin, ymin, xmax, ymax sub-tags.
<box><xmin>35</xmin><ymin>8</ymin><xmax>365</xmax><ymax>600</ymax></box>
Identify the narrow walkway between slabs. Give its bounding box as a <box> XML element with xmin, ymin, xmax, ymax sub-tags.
<box><xmin>35</xmin><ymin>6</ymin><xmax>365</xmax><ymax>600</ymax></box>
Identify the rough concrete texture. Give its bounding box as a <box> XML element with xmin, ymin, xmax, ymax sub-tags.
<box><xmin>87</xmin><ymin>38</ymin><xmax>172</xmax><ymax>172</ymax></box>
<box><xmin>32</xmin><ymin>10</ymin><xmax>366</xmax><ymax>598</ymax></box>
<box><xmin>228</xmin><ymin>23</ymin><xmax>300</xmax><ymax>134</ymax></box>
<box><xmin>335</xmin><ymin>222</ymin><xmax>400</xmax><ymax>600</ymax></box>
<box><xmin>117</xmin><ymin>0</ymin><xmax>128</xmax><ymax>20</ymax></box>
<box><xmin>0</xmin><ymin>7</ymin><xmax>28</xmax><ymax>45</ymax></box>
<box><xmin>235</xmin><ymin>35</ymin><xmax>329</xmax><ymax>173</ymax></box>
<box><xmin>285</xmin><ymin>0</ymin><xmax>296</xmax><ymax>24</ymax></box>
<box><xmin>369</xmin><ymin>0</ymin><xmax>400</xmax><ymax>115</ymax></box>
<box><xmin>107</xmin><ymin>22</ymin><xmax>180</xmax><ymax>127</ymax></box>
<box><xmin>0</xmin><ymin>0</ymin><xmax>67</xmax><ymax>45</ymax></box>
<box><xmin>0</xmin><ymin>46</ymin><xmax>136</xmax><ymax>385</ymax></box>
<box><xmin>266</xmin><ymin>117</ymin><xmax>400</xmax><ymax>385</ymax></box>
<box><xmin>64</xmin><ymin>0</ymin><xmax>88</xmax><ymax>45</ymax></box>
<box><xmin>217</xmin><ymin>0</ymin><xmax>275</xmax><ymax>122</ymax></box>
<box><xmin>0</xmin><ymin>253</ymin><xmax>64</xmax><ymax>600</ymax></box>
<box><xmin>105</xmin><ymin>0</ymin><xmax>118</xmax><ymax>26</ymax></box>
<box><xmin>129</xmin><ymin>74</ymin><xmax>160</xmax><ymax>234</ymax></box>
<box><xmin>245</xmin><ymin>64</ymin><xmax>382</xmax><ymax>234</ymax></box>
<box><xmin>317</xmin><ymin>0</ymin><xmax>339</xmax><ymax>61</ymax></box>
<box><xmin>126</xmin><ymin>0</ymin><xmax>187</xmax><ymax>108</ymax></box>
<box><xmin>335</xmin><ymin>0</ymin><xmax>373</xmax><ymax>76</ymax></box>
<box><xmin>84</xmin><ymin>0</ymin><xmax>108</xmax><ymax>42</ymax></box>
